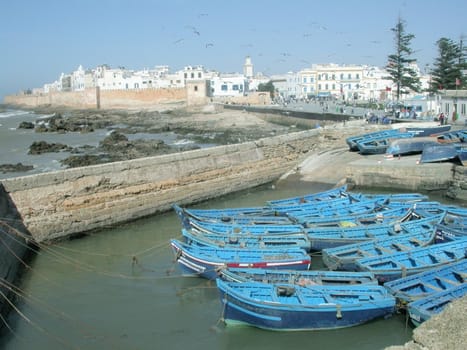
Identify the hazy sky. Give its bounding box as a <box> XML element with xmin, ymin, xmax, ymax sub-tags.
<box><xmin>1</xmin><ymin>0</ymin><xmax>466</xmax><ymax>100</ymax></box>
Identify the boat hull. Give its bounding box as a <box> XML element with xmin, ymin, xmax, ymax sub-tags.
<box><xmin>217</xmin><ymin>280</ymin><xmax>395</xmax><ymax>331</ymax></box>
<box><xmin>170</xmin><ymin>239</ymin><xmax>311</xmax><ymax>280</ymax></box>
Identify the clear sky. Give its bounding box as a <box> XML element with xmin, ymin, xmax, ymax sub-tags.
<box><xmin>1</xmin><ymin>0</ymin><xmax>466</xmax><ymax>100</ymax></box>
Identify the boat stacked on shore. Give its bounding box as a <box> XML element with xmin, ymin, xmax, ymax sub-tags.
<box><xmin>169</xmin><ymin>185</ymin><xmax>467</xmax><ymax>330</ymax></box>
<box><xmin>346</xmin><ymin>124</ymin><xmax>467</xmax><ymax>165</ymax></box>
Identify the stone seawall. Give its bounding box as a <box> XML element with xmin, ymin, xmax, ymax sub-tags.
<box><xmin>345</xmin><ymin>154</ymin><xmax>467</xmax><ymax>200</ymax></box>
<box><xmin>0</xmin><ymin>129</ymin><xmax>320</xmax><ymax>243</ymax></box>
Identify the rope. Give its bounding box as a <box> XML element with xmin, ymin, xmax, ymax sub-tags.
<box><xmin>0</xmin><ymin>288</ymin><xmax>78</xmax><ymax>350</ymax></box>
<box><xmin>0</xmin><ymin>278</ymin><xmax>127</xmax><ymax>349</ymax></box>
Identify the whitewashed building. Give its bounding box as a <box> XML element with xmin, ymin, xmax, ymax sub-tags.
<box><xmin>208</xmin><ymin>73</ymin><xmax>246</xmax><ymax>97</ymax></box>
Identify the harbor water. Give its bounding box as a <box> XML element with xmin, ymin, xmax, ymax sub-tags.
<box><xmin>1</xmin><ymin>181</ymin><xmax>419</xmax><ymax>350</ymax></box>
<box><xmin>0</xmin><ymin>107</ymin><xmax>458</xmax><ymax>349</ymax></box>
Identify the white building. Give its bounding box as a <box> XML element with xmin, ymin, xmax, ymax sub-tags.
<box><xmin>208</xmin><ymin>73</ymin><xmax>246</xmax><ymax>97</ymax></box>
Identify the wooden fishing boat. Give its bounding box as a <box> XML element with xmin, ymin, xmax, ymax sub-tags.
<box><xmin>322</xmin><ymin>225</ymin><xmax>437</xmax><ymax>271</ymax></box>
<box><xmin>346</xmin><ymin>129</ymin><xmax>408</xmax><ymax>151</ymax></box>
<box><xmin>266</xmin><ymin>184</ymin><xmax>348</xmax><ymax>206</ymax></box>
<box><xmin>306</xmin><ymin>213</ymin><xmax>444</xmax><ymax>251</ymax></box>
<box><xmin>217</xmin><ymin>267</ymin><xmax>378</xmax><ymax>285</ymax></box>
<box><xmin>434</xmin><ymin>129</ymin><xmax>467</xmax><ymax>143</ymax></box>
<box><xmin>296</xmin><ymin>206</ymin><xmax>415</xmax><ymax>228</ymax></box>
<box><xmin>183</xmin><ymin>199</ymin><xmax>394</xmax><ymax>236</ymax></box>
<box><xmin>169</xmin><ymin>239</ymin><xmax>311</xmax><ymax>280</ymax></box>
<box><xmin>185</xmin><ymin>218</ymin><xmax>305</xmax><ymax>235</ymax></box>
<box><xmin>356</xmin><ymin>133</ymin><xmax>415</xmax><ymax>154</ymax></box>
<box><xmin>181</xmin><ymin>228</ymin><xmax>312</xmax><ymax>251</ymax></box>
<box><xmin>384</xmin><ymin>259</ymin><xmax>467</xmax><ymax>305</ymax></box>
<box><xmin>407</xmin><ymin>283</ymin><xmax>467</xmax><ymax>326</ymax></box>
<box><xmin>420</xmin><ymin>143</ymin><xmax>467</xmax><ymax>165</ymax></box>
<box><xmin>435</xmin><ymin>209</ymin><xmax>467</xmax><ymax>243</ymax></box>
<box><xmin>216</xmin><ymin>279</ymin><xmax>396</xmax><ymax>330</ymax></box>
<box><xmin>355</xmin><ymin>239</ymin><xmax>467</xmax><ymax>283</ymax></box>
<box><xmin>385</xmin><ymin>137</ymin><xmax>439</xmax><ymax>156</ymax></box>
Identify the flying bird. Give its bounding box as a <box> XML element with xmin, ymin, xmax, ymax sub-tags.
<box><xmin>185</xmin><ymin>25</ymin><xmax>200</xmax><ymax>36</ymax></box>
<box><xmin>173</xmin><ymin>38</ymin><xmax>184</xmax><ymax>44</ymax></box>
<box><xmin>205</xmin><ymin>43</ymin><xmax>214</xmax><ymax>48</ymax></box>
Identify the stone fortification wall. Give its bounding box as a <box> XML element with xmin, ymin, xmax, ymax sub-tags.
<box><xmin>4</xmin><ymin>89</ymin><xmax>98</xmax><ymax>109</ymax></box>
<box><xmin>1</xmin><ymin>129</ymin><xmax>320</xmax><ymax>243</ymax></box>
<box><xmin>99</xmin><ymin>88</ymin><xmax>186</xmax><ymax>109</ymax></box>
<box><xmin>4</xmin><ymin>87</ymin><xmax>186</xmax><ymax>109</ymax></box>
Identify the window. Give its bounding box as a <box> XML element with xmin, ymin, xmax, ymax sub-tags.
<box><xmin>303</xmin><ymin>87</ymin><xmax>307</xmax><ymax>93</ymax></box>
<box><xmin>198</xmin><ymin>72</ymin><xmax>202</xmax><ymax>78</ymax></box>
<box><xmin>232</xmin><ymin>85</ymin><xmax>239</xmax><ymax>91</ymax></box>
<box><xmin>303</xmin><ymin>77</ymin><xmax>307</xmax><ymax>83</ymax></box>
<box><xmin>184</xmin><ymin>73</ymin><xmax>187</xmax><ymax>79</ymax></box>
<box><xmin>318</xmin><ymin>74</ymin><xmax>321</xmax><ymax>80</ymax></box>
<box><xmin>332</xmin><ymin>84</ymin><xmax>335</xmax><ymax>90</ymax></box>
<box><xmin>325</xmin><ymin>84</ymin><xmax>328</xmax><ymax>90</ymax></box>
<box><xmin>340</xmin><ymin>73</ymin><xmax>344</xmax><ymax>79</ymax></box>
<box><xmin>194</xmin><ymin>85</ymin><xmax>198</xmax><ymax>91</ymax></box>
<box><xmin>461</xmin><ymin>103</ymin><xmax>466</xmax><ymax>115</ymax></box>
<box><xmin>191</xmin><ymin>73</ymin><xmax>194</xmax><ymax>78</ymax></box>
<box><xmin>221</xmin><ymin>84</ymin><xmax>228</xmax><ymax>91</ymax></box>
<box><xmin>445</xmin><ymin>104</ymin><xmax>450</xmax><ymax>114</ymax></box>
<box><xmin>318</xmin><ymin>84</ymin><xmax>321</xmax><ymax>90</ymax></box>
<box><xmin>348</xmin><ymin>73</ymin><xmax>351</xmax><ymax>79</ymax></box>
<box><xmin>356</xmin><ymin>73</ymin><xmax>360</xmax><ymax>79</ymax></box>
<box><xmin>332</xmin><ymin>74</ymin><xmax>335</xmax><ymax>80</ymax></box>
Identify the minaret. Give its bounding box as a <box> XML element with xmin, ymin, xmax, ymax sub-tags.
<box><xmin>243</xmin><ymin>56</ymin><xmax>253</xmax><ymax>78</ymax></box>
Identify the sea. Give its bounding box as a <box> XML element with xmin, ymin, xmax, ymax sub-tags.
<box><xmin>0</xmin><ymin>107</ymin><xmax>457</xmax><ymax>350</ymax></box>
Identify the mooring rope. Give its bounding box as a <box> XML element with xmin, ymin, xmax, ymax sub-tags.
<box><xmin>0</xmin><ymin>278</ymin><xmax>127</xmax><ymax>349</ymax></box>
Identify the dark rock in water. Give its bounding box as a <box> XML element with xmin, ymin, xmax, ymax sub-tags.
<box><xmin>0</xmin><ymin>183</ymin><xmax>35</xmax><ymax>329</ymax></box>
<box><xmin>28</xmin><ymin>141</ymin><xmax>72</xmax><ymax>154</ymax></box>
<box><xmin>0</xmin><ymin>163</ymin><xmax>34</xmax><ymax>173</ymax></box>
<box><xmin>18</xmin><ymin>121</ymin><xmax>35</xmax><ymax>129</ymax></box>
<box><xmin>60</xmin><ymin>154</ymin><xmax>110</xmax><ymax>168</ymax></box>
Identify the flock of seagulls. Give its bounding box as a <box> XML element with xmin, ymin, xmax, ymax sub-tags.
<box><xmin>169</xmin><ymin>13</ymin><xmax>384</xmax><ymax>66</ymax></box>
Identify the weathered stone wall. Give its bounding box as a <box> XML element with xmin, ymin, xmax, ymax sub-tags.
<box><xmin>99</xmin><ymin>88</ymin><xmax>186</xmax><ymax>108</ymax></box>
<box><xmin>4</xmin><ymin>87</ymin><xmax>186</xmax><ymax>109</ymax></box>
<box><xmin>345</xmin><ymin>158</ymin><xmax>456</xmax><ymax>192</ymax></box>
<box><xmin>4</xmin><ymin>89</ymin><xmax>97</xmax><ymax>108</ymax></box>
<box><xmin>0</xmin><ymin>129</ymin><xmax>320</xmax><ymax>243</ymax></box>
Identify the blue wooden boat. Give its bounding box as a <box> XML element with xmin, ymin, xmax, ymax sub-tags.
<box><xmin>217</xmin><ymin>267</ymin><xmax>378</xmax><ymax>285</ymax></box>
<box><xmin>384</xmin><ymin>259</ymin><xmax>467</xmax><ymax>304</ymax></box>
<box><xmin>169</xmin><ymin>239</ymin><xmax>311</xmax><ymax>280</ymax></box>
<box><xmin>181</xmin><ymin>198</ymin><xmax>393</xmax><ymax>236</ymax></box>
<box><xmin>322</xmin><ymin>225</ymin><xmax>437</xmax><ymax>271</ymax></box>
<box><xmin>173</xmin><ymin>204</ymin><xmax>295</xmax><ymax>227</ymax></box>
<box><xmin>357</xmin><ymin>132</ymin><xmax>415</xmax><ymax>154</ymax></box>
<box><xmin>355</xmin><ymin>239</ymin><xmax>467</xmax><ymax>283</ymax></box>
<box><xmin>346</xmin><ymin>129</ymin><xmax>409</xmax><ymax>151</ymax></box>
<box><xmin>181</xmin><ymin>228</ymin><xmax>312</xmax><ymax>251</ymax></box>
<box><xmin>435</xmin><ymin>224</ymin><xmax>467</xmax><ymax>243</ymax></box>
<box><xmin>405</xmin><ymin>124</ymin><xmax>451</xmax><ymax>137</ymax></box>
<box><xmin>433</xmin><ymin>129</ymin><xmax>467</xmax><ymax>143</ymax></box>
<box><xmin>420</xmin><ymin>143</ymin><xmax>467</xmax><ymax>165</ymax></box>
<box><xmin>216</xmin><ymin>279</ymin><xmax>396</xmax><ymax>330</ymax></box>
<box><xmin>407</xmin><ymin>283</ymin><xmax>467</xmax><ymax>326</ymax></box>
<box><xmin>266</xmin><ymin>184</ymin><xmax>348</xmax><ymax>206</ymax></box>
<box><xmin>435</xmin><ymin>209</ymin><xmax>467</xmax><ymax>243</ymax></box>
<box><xmin>385</xmin><ymin>137</ymin><xmax>439</xmax><ymax>156</ymax></box>
<box><xmin>297</xmin><ymin>206</ymin><xmax>416</xmax><ymax>228</ymax></box>
<box><xmin>185</xmin><ymin>218</ymin><xmax>305</xmax><ymax>235</ymax></box>
<box><xmin>176</xmin><ymin>196</ymin><xmax>357</xmax><ymax>225</ymax></box>
<box><xmin>306</xmin><ymin>213</ymin><xmax>445</xmax><ymax>251</ymax></box>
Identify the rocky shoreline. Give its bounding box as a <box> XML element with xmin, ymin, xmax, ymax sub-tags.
<box><xmin>1</xmin><ymin>104</ymin><xmax>307</xmax><ymax>173</ymax></box>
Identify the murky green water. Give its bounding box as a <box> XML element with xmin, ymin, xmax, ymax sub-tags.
<box><xmin>0</xmin><ymin>181</ymin><xmax>422</xmax><ymax>350</ymax></box>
